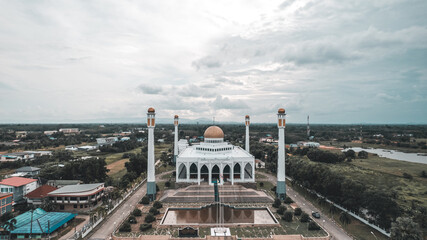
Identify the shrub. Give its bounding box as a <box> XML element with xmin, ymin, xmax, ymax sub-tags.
<box><xmin>128</xmin><ymin>215</ymin><xmax>137</xmax><ymax>224</ymax></box>
<box><xmin>308</xmin><ymin>221</ymin><xmax>321</xmax><ymax>230</ymax></box>
<box><xmin>140</xmin><ymin>196</ymin><xmax>150</xmax><ymax>205</ymax></box>
<box><xmin>282</xmin><ymin>211</ymin><xmax>293</xmax><ymax>222</ymax></box>
<box><xmin>300</xmin><ymin>212</ymin><xmax>309</xmax><ymax>222</ymax></box>
<box><xmin>172</xmin><ymin>171</ymin><xmax>176</xmax><ymax>176</ymax></box>
<box><xmin>132</xmin><ymin>208</ymin><xmax>142</xmax><ymax>216</ymax></box>
<box><xmin>294</xmin><ymin>208</ymin><xmax>302</xmax><ymax>216</ymax></box>
<box><xmin>358</xmin><ymin>150</ymin><xmax>368</xmax><ymax>159</ymax></box>
<box><xmin>259</xmin><ymin>182</ymin><xmax>264</xmax><ymax>187</ymax></box>
<box><xmin>119</xmin><ymin>222</ymin><xmax>131</xmax><ymax>232</ymax></box>
<box><xmin>277</xmin><ymin>205</ymin><xmax>287</xmax><ymax>215</ymax></box>
<box><xmin>403</xmin><ymin>173</ymin><xmax>413</xmax><ymax>180</ymax></box>
<box><xmin>149</xmin><ymin>207</ymin><xmax>160</xmax><ymax>215</ymax></box>
<box><xmin>145</xmin><ymin>214</ymin><xmax>156</xmax><ymax>223</ymax></box>
<box><xmin>272</xmin><ymin>198</ymin><xmax>282</xmax><ymax>208</ymax></box>
<box><xmin>165</xmin><ymin>181</ymin><xmax>171</xmax><ymax>188</ymax></box>
<box><xmin>271</xmin><ymin>186</ymin><xmax>276</xmax><ymax>192</ymax></box>
<box><xmin>139</xmin><ymin>223</ymin><xmax>152</xmax><ymax>231</ymax></box>
<box><xmin>153</xmin><ymin>201</ymin><xmax>163</xmax><ymax>209</ymax></box>
<box><xmin>284</xmin><ymin>196</ymin><xmax>294</xmax><ymax>204</ymax></box>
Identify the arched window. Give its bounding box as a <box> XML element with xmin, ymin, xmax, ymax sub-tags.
<box><xmin>200</xmin><ymin>165</ymin><xmax>209</xmax><ymax>182</ymax></box>
<box><xmin>189</xmin><ymin>163</ymin><xmax>198</xmax><ymax>179</ymax></box>
<box><xmin>244</xmin><ymin>163</ymin><xmax>253</xmax><ymax>179</ymax></box>
<box><xmin>233</xmin><ymin>163</ymin><xmax>241</xmax><ymax>179</ymax></box>
<box><xmin>178</xmin><ymin>163</ymin><xmax>187</xmax><ymax>179</ymax></box>
<box><xmin>211</xmin><ymin>165</ymin><xmax>220</xmax><ymax>182</ymax></box>
<box><xmin>223</xmin><ymin>165</ymin><xmax>231</xmax><ymax>182</ymax></box>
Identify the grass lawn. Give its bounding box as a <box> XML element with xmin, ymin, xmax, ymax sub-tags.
<box><xmin>319</xmin><ymin>140</ymin><xmax>427</xmax><ymax>154</ymax></box>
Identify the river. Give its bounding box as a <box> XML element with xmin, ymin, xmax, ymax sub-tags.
<box><xmin>342</xmin><ymin>147</ymin><xmax>427</xmax><ymax>164</ymax></box>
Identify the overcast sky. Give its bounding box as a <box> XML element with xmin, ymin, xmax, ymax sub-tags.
<box><xmin>0</xmin><ymin>0</ymin><xmax>426</xmax><ymax>124</ymax></box>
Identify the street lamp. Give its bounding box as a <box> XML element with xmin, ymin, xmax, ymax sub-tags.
<box><xmin>371</xmin><ymin>231</ymin><xmax>378</xmax><ymax>240</ymax></box>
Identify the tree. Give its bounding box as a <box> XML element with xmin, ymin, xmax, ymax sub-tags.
<box><xmin>2</xmin><ymin>218</ymin><xmax>17</xmax><ymax>239</ymax></box>
<box><xmin>140</xmin><ymin>196</ymin><xmax>150</xmax><ymax>205</ymax></box>
<box><xmin>420</xmin><ymin>170</ymin><xmax>427</xmax><ymax>178</ymax></box>
<box><xmin>145</xmin><ymin>214</ymin><xmax>156</xmax><ymax>223</ymax></box>
<box><xmin>272</xmin><ymin>198</ymin><xmax>281</xmax><ymax>208</ymax></box>
<box><xmin>277</xmin><ymin>205</ymin><xmax>287</xmax><ymax>215</ymax></box>
<box><xmin>390</xmin><ymin>217</ymin><xmax>422</xmax><ymax>240</ymax></box>
<box><xmin>344</xmin><ymin>149</ymin><xmax>356</xmax><ymax>159</ymax></box>
<box><xmin>128</xmin><ymin>215</ymin><xmax>137</xmax><ymax>224</ymax></box>
<box><xmin>308</xmin><ymin>221</ymin><xmax>321</xmax><ymax>230</ymax></box>
<box><xmin>132</xmin><ymin>208</ymin><xmax>142</xmax><ymax>216</ymax></box>
<box><xmin>358</xmin><ymin>150</ymin><xmax>368</xmax><ymax>159</ymax></box>
<box><xmin>153</xmin><ymin>201</ymin><xmax>163</xmax><ymax>209</ymax></box>
<box><xmin>139</xmin><ymin>223</ymin><xmax>152</xmax><ymax>231</ymax></box>
<box><xmin>294</xmin><ymin>208</ymin><xmax>302</xmax><ymax>216</ymax></box>
<box><xmin>282</xmin><ymin>211</ymin><xmax>293</xmax><ymax>222</ymax></box>
<box><xmin>119</xmin><ymin>222</ymin><xmax>131</xmax><ymax>232</ymax></box>
<box><xmin>300</xmin><ymin>212</ymin><xmax>309</xmax><ymax>222</ymax></box>
<box><xmin>284</xmin><ymin>196</ymin><xmax>293</xmax><ymax>204</ymax></box>
<box><xmin>339</xmin><ymin>212</ymin><xmax>352</xmax><ymax>226</ymax></box>
<box><xmin>149</xmin><ymin>207</ymin><xmax>159</xmax><ymax>215</ymax></box>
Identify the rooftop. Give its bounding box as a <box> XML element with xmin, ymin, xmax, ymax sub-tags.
<box><xmin>26</xmin><ymin>185</ymin><xmax>58</xmax><ymax>199</ymax></box>
<box><xmin>48</xmin><ymin>183</ymin><xmax>104</xmax><ymax>196</ymax></box>
<box><xmin>0</xmin><ymin>192</ymin><xmax>13</xmax><ymax>198</ymax></box>
<box><xmin>0</xmin><ymin>177</ymin><xmax>37</xmax><ymax>187</ymax></box>
<box><xmin>16</xmin><ymin>166</ymin><xmax>41</xmax><ymax>172</ymax></box>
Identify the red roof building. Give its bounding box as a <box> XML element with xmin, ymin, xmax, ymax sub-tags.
<box><xmin>25</xmin><ymin>185</ymin><xmax>57</xmax><ymax>206</ymax></box>
<box><xmin>0</xmin><ymin>177</ymin><xmax>37</xmax><ymax>187</ymax></box>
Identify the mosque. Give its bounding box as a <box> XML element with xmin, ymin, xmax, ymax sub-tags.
<box><xmin>145</xmin><ymin>108</ymin><xmax>287</xmax><ymax>201</ymax></box>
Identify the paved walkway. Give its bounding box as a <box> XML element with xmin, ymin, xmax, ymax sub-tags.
<box><xmin>60</xmin><ymin>215</ymin><xmax>90</xmax><ymax>240</ymax></box>
<box><xmin>89</xmin><ymin>171</ymin><xmax>173</xmax><ymax>240</ymax></box>
<box><xmin>257</xmin><ymin>172</ymin><xmax>352</xmax><ymax>240</ymax></box>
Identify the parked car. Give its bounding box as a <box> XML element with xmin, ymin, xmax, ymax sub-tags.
<box><xmin>312</xmin><ymin>211</ymin><xmax>320</xmax><ymax>218</ymax></box>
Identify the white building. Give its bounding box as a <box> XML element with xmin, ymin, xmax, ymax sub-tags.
<box><xmin>176</xmin><ymin>126</ymin><xmax>255</xmax><ymax>185</ymax></box>
<box><xmin>0</xmin><ymin>177</ymin><xmax>38</xmax><ymax>204</ymax></box>
<box><xmin>96</xmin><ymin>137</ymin><xmax>118</xmax><ymax>146</ymax></box>
<box><xmin>59</xmin><ymin>128</ymin><xmax>79</xmax><ymax>134</ymax></box>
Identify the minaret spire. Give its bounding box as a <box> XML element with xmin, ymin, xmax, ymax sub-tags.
<box><xmin>147</xmin><ymin>107</ymin><xmax>156</xmax><ymax>201</ymax></box>
<box><xmin>276</xmin><ymin>108</ymin><xmax>286</xmax><ymax>199</ymax></box>
<box><xmin>245</xmin><ymin>115</ymin><xmax>250</xmax><ymax>153</ymax></box>
<box><xmin>173</xmin><ymin>115</ymin><xmax>179</xmax><ymax>164</ymax></box>
<box><xmin>307</xmin><ymin>115</ymin><xmax>310</xmax><ymax>140</ymax></box>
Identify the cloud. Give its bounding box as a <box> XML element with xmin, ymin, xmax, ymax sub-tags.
<box><xmin>139</xmin><ymin>85</ymin><xmax>163</xmax><ymax>94</ymax></box>
<box><xmin>212</xmin><ymin>95</ymin><xmax>249</xmax><ymax>110</ymax></box>
<box><xmin>192</xmin><ymin>56</ymin><xmax>222</xmax><ymax>70</ymax></box>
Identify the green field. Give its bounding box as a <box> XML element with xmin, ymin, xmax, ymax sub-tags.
<box><xmin>320</xmin><ymin>140</ymin><xmax>427</xmax><ymax>154</ymax></box>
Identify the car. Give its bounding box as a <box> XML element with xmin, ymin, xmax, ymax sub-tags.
<box><xmin>312</xmin><ymin>211</ymin><xmax>320</xmax><ymax>218</ymax></box>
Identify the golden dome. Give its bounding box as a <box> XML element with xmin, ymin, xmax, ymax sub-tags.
<box><xmin>245</xmin><ymin>115</ymin><xmax>249</xmax><ymax>118</ymax></box>
<box><xmin>204</xmin><ymin>126</ymin><xmax>224</xmax><ymax>139</ymax></box>
<box><xmin>148</xmin><ymin>107</ymin><xmax>155</xmax><ymax>113</ymax></box>
<box><xmin>278</xmin><ymin>108</ymin><xmax>285</xmax><ymax>114</ymax></box>
<box><xmin>174</xmin><ymin>115</ymin><xmax>179</xmax><ymax>118</ymax></box>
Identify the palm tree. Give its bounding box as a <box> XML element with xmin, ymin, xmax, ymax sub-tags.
<box><xmin>339</xmin><ymin>211</ymin><xmax>352</xmax><ymax>226</ymax></box>
<box><xmin>3</xmin><ymin>218</ymin><xmax>17</xmax><ymax>239</ymax></box>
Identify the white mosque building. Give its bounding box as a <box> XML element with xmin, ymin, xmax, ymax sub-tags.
<box><xmin>175</xmin><ymin>125</ymin><xmax>255</xmax><ymax>185</ymax></box>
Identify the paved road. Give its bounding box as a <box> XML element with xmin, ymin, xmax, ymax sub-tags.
<box><xmin>257</xmin><ymin>171</ymin><xmax>352</xmax><ymax>240</ymax></box>
<box><xmin>89</xmin><ymin>171</ymin><xmax>173</xmax><ymax>240</ymax></box>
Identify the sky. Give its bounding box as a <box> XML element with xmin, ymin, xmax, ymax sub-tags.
<box><xmin>0</xmin><ymin>0</ymin><xmax>426</xmax><ymax>124</ymax></box>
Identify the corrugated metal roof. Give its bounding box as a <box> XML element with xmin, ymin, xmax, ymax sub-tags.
<box><xmin>4</xmin><ymin>208</ymin><xmax>76</xmax><ymax>234</ymax></box>
<box><xmin>48</xmin><ymin>183</ymin><xmax>104</xmax><ymax>195</ymax></box>
<box><xmin>16</xmin><ymin>166</ymin><xmax>41</xmax><ymax>172</ymax></box>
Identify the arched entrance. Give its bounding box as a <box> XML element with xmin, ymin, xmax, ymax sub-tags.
<box><xmin>200</xmin><ymin>165</ymin><xmax>209</xmax><ymax>182</ymax></box>
<box><xmin>178</xmin><ymin>163</ymin><xmax>187</xmax><ymax>179</ymax></box>
<box><xmin>189</xmin><ymin>163</ymin><xmax>198</xmax><ymax>179</ymax></box>
<box><xmin>233</xmin><ymin>163</ymin><xmax>241</xmax><ymax>179</ymax></box>
<box><xmin>223</xmin><ymin>165</ymin><xmax>230</xmax><ymax>182</ymax></box>
<box><xmin>244</xmin><ymin>163</ymin><xmax>253</xmax><ymax>179</ymax></box>
<box><xmin>211</xmin><ymin>165</ymin><xmax>220</xmax><ymax>182</ymax></box>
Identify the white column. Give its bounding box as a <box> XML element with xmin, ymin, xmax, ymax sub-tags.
<box><xmin>186</xmin><ymin>163</ymin><xmax>190</xmax><ymax>182</ymax></box>
<box><xmin>231</xmin><ymin>163</ymin><xmax>234</xmax><ymax>185</ymax></box>
<box><xmin>174</xmin><ymin>125</ymin><xmax>178</xmax><ymax>156</ymax></box>
<box><xmin>277</xmin><ymin>128</ymin><xmax>285</xmax><ymax>182</ymax></box>
<box><xmin>147</xmin><ymin>127</ymin><xmax>155</xmax><ymax>183</ymax></box>
<box><xmin>208</xmin><ymin>164</ymin><xmax>212</xmax><ymax>184</ymax></box>
<box><xmin>245</xmin><ymin>125</ymin><xmax>250</xmax><ymax>152</ymax></box>
<box><xmin>241</xmin><ymin>162</ymin><xmax>244</xmax><ymax>181</ymax></box>
<box><xmin>252</xmin><ymin>161</ymin><xmax>255</xmax><ymax>182</ymax></box>
<box><xmin>220</xmin><ymin>163</ymin><xmax>223</xmax><ymax>185</ymax></box>
<box><xmin>198</xmin><ymin>164</ymin><xmax>201</xmax><ymax>185</ymax></box>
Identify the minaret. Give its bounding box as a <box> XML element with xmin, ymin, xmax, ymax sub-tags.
<box><xmin>245</xmin><ymin>115</ymin><xmax>250</xmax><ymax>152</ymax></box>
<box><xmin>147</xmin><ymin>107</ymin><xmax>156</xmax><ymax>201</ymax></box>
<box><xmin>173</xmin><ymin>115</ymin><xmax>179</xmax><ymax>163</ymax></box>
<box><xmin>307</xmin><ymin>115</ymin><xmax>310</xmax><ymax>140</ymax></box>
<box><xmin>276</xmin><ymin>108</ymin><xmax>286</xmax><ymax>199</ymax></box>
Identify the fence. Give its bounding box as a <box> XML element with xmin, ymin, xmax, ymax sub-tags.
<box><xmin>286</xmin><ymin>176</ymin><xmax>391</xmax><ymax>238</ymax></box>
<box><xmin>67</xmin><ymin>178</ymin><xmax>147</xmax><ymax>239</ymax></box>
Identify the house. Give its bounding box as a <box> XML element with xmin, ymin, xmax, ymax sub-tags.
<box><xmin>25</xmin><ymin>185</ymin><xmax>58</xmax><ymax>206</ymax></box>
<box><xmin>297</xmin><ymin>141</ymin><xmax>320</xmax><ymax>148</ymax></box>
<box><xmin>96</xmin><ymin>137</ymin><xmax>118</xmax><ymax>146</ymax></box>
<box><xmin>255</xmin><ymin>159</ymin><xmax>265</xmax><ymax>168</ymax></box>
<box><xmin>15</xmin><ymin>166</ymin><xmax>41</xmax><ymax>177</ymax></box>
<box><xmin>59</xmin><ymin>128</ymin><xmax>79</xmax><ymax>134</ymax></box>
<box><xmin>15</xmin><ymin>131</ymin><xmax>27</xmax><ymax>139</ymax></box>
<box><xmin>0</xmin><ymin>193</ymin><xmax>13</xmax><ymax>217</ymax></box>
<box><xmin>48</xmin><ymin>183</ymin><xmax>105</xmax><ymax>211</ymax></box>
<box><xmin>77</xmin><ymin>145</ymin><xmax>97</xmax><ymax>151</ymax></box>
<box><xmin>0</xmin><ymin>177</ymin><xmax>38</xmax><ymax>204</ymax></box>
<box><xmin>43</xmin><ymin>130</ymin><xmax>57</xmax><ymax>135</ymax></box>
<box><xmin>0</xmin><ymin>152</ymin><xmax>34</xmax><ymax>162</ymax></box>
<box><xmin>65</xmin><ymin>145</ymin><xmax>78</xmax><ymax>151</ymax></box>
<box><xmin>1</xmin><ymin>208</ymin><xmax>76</xmax><ymax>239</ymax></box>
<box><xmin>46</xmin><ymin>180</ymin><xmax>82</xmax><ymax>188</ymax></box>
